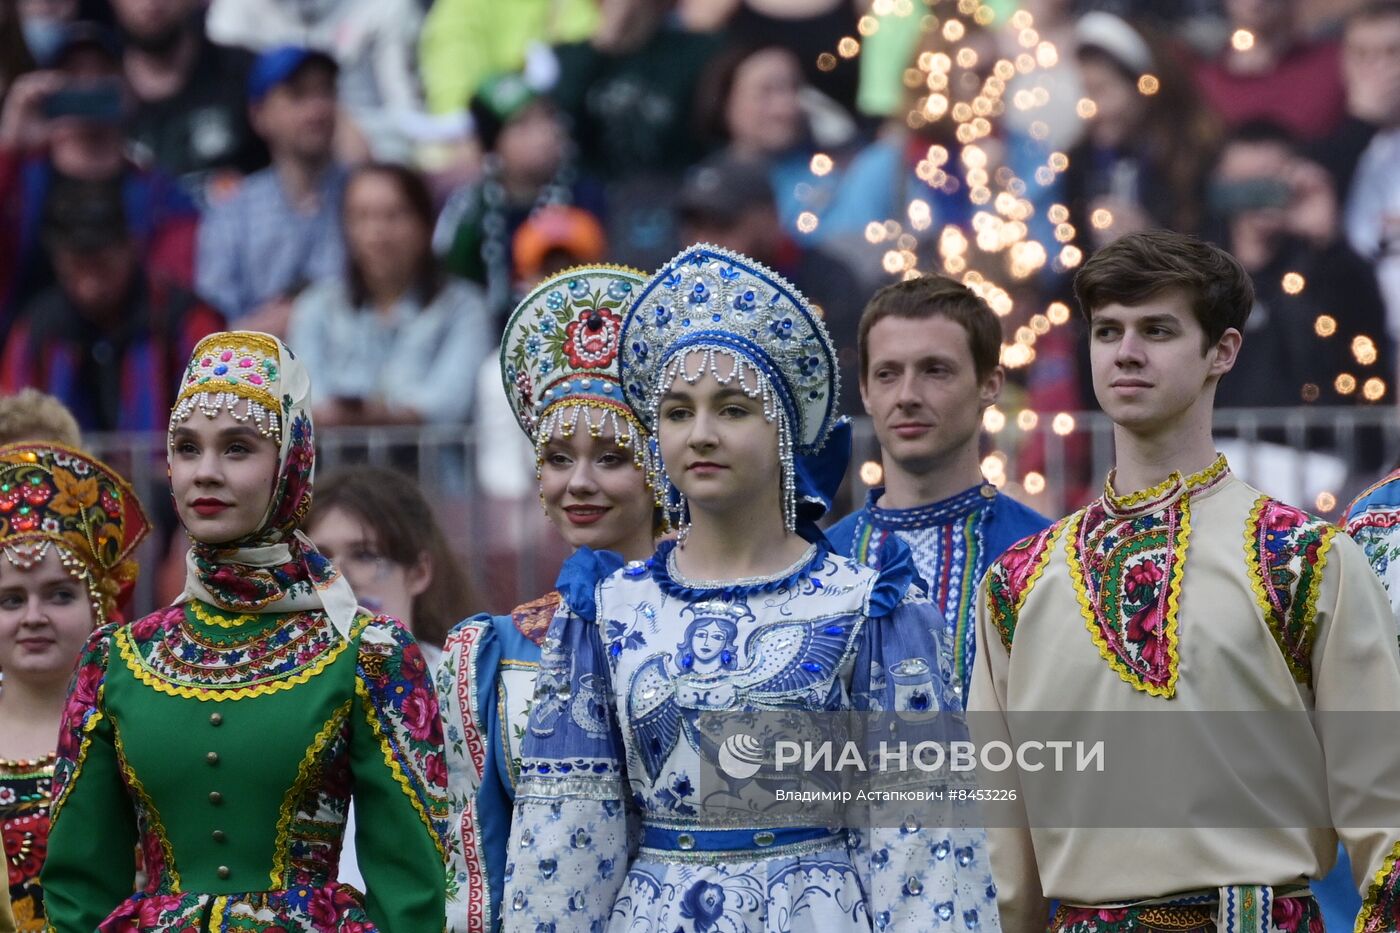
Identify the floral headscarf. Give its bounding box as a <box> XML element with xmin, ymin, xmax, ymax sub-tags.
<box><xmin>168</xmin><ymin>331</ymin><xmax>358</xmax><ymax>637</ymax></box>
<box><xmin>0</xmin><ymin>442</ymin><xmax>151</xmax><ymax>625</ymax></box>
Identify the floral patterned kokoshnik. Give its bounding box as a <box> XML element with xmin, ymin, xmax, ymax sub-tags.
<box><xmin>0</xmin><ymin>443</ymin><xmax>151</xmax><ymax>624</ymax></box>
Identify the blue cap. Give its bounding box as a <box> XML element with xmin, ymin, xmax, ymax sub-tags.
<box><xmin>247</xmin><ymin>46</ymin><xmax>338</xmax><ymax>103</ymax></box>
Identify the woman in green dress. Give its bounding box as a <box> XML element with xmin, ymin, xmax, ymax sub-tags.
<box><xmin>42</xmin><ymin>331</ymin><xmax>448</xmax><ymax>932</ymax></box>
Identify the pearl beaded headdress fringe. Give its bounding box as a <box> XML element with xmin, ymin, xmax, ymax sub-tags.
<box><xmin>501</xmin><ymin>266</ymin><xmax>668</xmax><ymax>517</ymax></box>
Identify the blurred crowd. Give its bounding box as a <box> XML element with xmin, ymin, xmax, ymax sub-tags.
<box><xmin>2</xmin><ymin>0</ymin><xmax>1399</xmax><ymax>490</ymax></box>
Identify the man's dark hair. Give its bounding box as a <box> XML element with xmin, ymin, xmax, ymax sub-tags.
<box><xmin>857</xmin><ymin>274</ymin><xmax>1003</xmax><ymax>382</ymax></box>
<box><xmin>1073</xmin><ymin>230</ymin><xmax>1254</xmax><ymax>351</ymax></box>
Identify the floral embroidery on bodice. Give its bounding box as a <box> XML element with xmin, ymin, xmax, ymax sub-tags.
<box><xmin>116</xmin><ymin>602</ymin><xmax>356</xmax><ymax>698</ymax></box>
<box><xmin>1067</xmin><ymin>455</ymin><xmax>1230</xmax><ymax>698</ymax></box>
<box><xmin>0</xmin><ymin>753</ymin><xmax>54</xmax><ymax>932</ymax></box>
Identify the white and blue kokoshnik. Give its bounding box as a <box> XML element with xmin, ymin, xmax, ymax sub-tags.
<box><xmin>500</xmin><ymin>542</ymin><xmax>1002</xmax><ymax>933</ymax></box>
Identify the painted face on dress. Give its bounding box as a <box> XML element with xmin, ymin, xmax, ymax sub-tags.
<box><xmin>658</xmin><ymin>351</ymin><xmax>782</xmax><ymax>522</ymax></box>
<box><xmin>1088</xmin><ymin>291</ymin><xmax>1241</xmax><ymax>435</ymax></box>
<box><xmin>539</xmin><ymin>421</ymin><xmax>655</xmax><ymax>557</ymax></box>
<box><xmin>861</xmin><ymin>314</ymin><xmax>1002</xmax><ymax>476</ymax></box>
<box><xmin>305</xmin><ymin>505</ymin><xmax>429</xmax><ymax>626</ymax></box>
<box><xmin>0</xmin><ymin>545</ymin><xmax>95</xmax><ymax>687</ymax></box>
<box><xmin>169</xmin><ymin>406</ymin><xmax>280</xmax><ymax>544</ymax></box>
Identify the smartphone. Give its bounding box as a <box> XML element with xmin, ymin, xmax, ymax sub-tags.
<box><xmin>43</xmin><ymin>82</ymin><xmax>123</xmax><ymax>122</ymax></box>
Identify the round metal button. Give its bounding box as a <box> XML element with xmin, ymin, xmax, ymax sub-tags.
<box><xmin>212</xmin><ymin>830</ymin><xmax>226</xmax><ymax>843</ymax></box>
<box><xmin>754</xmin><ymin>831</ymin><xmax>775</xmax><ymax>847</ymax></box>
<box><xmin>217</xmin><ymin>866</ymin><xmax>231</xmax><ymax>880</ymax></box>
<box><xmin>209</xmin><ymin>791</ymin><xmax>223</xmax><ymax>805</ymax></box>
<box><xmin>677</xmin><ymin>833</ymin><xmax>695</xmax><ymax>850</ymax></box>
<box><xmin>209</xmin><ymin>712</ymin><xmax>223</xmax><ymax>726</ymax></box>
<box><xmin>206</xmin><ymin>752</ymin><xmax>220</xmax><ymax>766</ymax></box>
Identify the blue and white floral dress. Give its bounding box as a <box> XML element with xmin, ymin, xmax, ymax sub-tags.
<box><xmin>502</xmin><ymin>540</ymin><xmax>1002</xmax><ymax>933</ymax></box>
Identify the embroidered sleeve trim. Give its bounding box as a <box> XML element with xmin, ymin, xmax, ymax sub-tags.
<box><xmin>985</xmin><ymin>520</ymin><xmax>1063</xmax><ymax>650</ymax></box>
<box><xmin>270</xmin><ymin>699</ymin><xmax>352</xmax><ymax>886</ymax></box>
<box><xmin>112</xmin><ymin>715</ymin><xmax>181</xmax><ymax>892</ymax></box>
<box><xmin>443</xmin><ymin>620</ymin><xmax>490</xmax><ymax>929</ymax></box>
<box><xmin>115</xmin><ymin>615</ymin><xmax>365</xmax><ymax>701</ymax></box>
<box><xmin>1067</xmin><ymin>499</ymin><xmax>1189</xmax><ymax>699</ymax></box>
<box><xmin>1243</xmin><ymin>496</ymin><xmax>1335</xmax><ymax>687</ymax></box>
<box><xmin>1357</xmin><ymin>838</ymin><xmax>1400</xmax><ymax>933</ymax></box>
<box><xmin>48</xmin><ymin>703</ymin><xmax>101</xmax><ymax>826</ymax></box>
<box><xmin>355</xmin><ymin>677</ymin><xmax>448</xmax><ymax>862</ymax></box>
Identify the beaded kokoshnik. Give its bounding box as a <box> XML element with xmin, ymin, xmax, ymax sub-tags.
<box><xmin>170</xmin><ymin>331</ymin><xmax>284</xmax><ymax>442</ymax></box>
<box><xmin>618</xmin><ymin>245</ymin><xmax>840</xmax><ymax>537</ymax></box>
<box><xmin>0</xmin><ymin>442</ymin><xmax>151</xmax><ymax>626</ymax></box>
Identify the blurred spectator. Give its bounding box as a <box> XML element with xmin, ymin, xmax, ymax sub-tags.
<box><xmin>286</xmin><ymin>162</ymin><xmax>491</xmax><ymax>427</ymax></box>
<box><xmin>112</xmin><ymin>0</ymin><xmax>265</xmax><ymax>208</ymax></box>
<box><xmin>1064</xmin><ymin>13</ymin><xmax>1220</xmax><ymax>250</ymax></box>
<box><xmin>694</xmin><ymin>42</ymin><xmax>861</xmax><ymax>250</ymax></box>
<box><xmin>1342</xmin><ymin>2</ymin><xmax>1400</xmax><ymax>348</ymax></box>
<box><xmin>0</xmin><ymin>23</ymin><xmax>197</xmax><ymax>338</ymax></box>
<box><xmin>0</xmin><ymin>179</ymin><xmax>224</xmax><ymax>432</ymax></box>
<box><xmin>434</xmin><ymin>74</ymin><xmax>604</xmax><ymax>322</ymax></box>
<box><xmin>677</xmin><ymin>153</ymin><xmax>868</xmax><ymax>411</ymax></box>
<box><xmin>512</xmin><ymin>204</ymin><xmax>608</xmax><ymax>289</ymax></box>
<box><xmin>1208</xmin><ymin>121</ymin><xmax>1390</xmax><ymax>414</ymax></box>
<box><xmin>14</xmin><ymin>0</ymin><xmax>76</xmax><ymax>67</ymax></box>
<box><xmin>472</xmin><ymin>203</ymin><xmax>609</xmax><ymax>502</ymax></box>
<box><xmin>196</xmin><ymin>46</ymin><xmax>345</xmax><ymax>334</ymax></box>
<box><xmin>1</xmin><ymin>0</ymin><xmax>37</xmax><ymax>103</ymax></box>
<box><xmin>681</xmin><ymin>0</ymin><xmax>862</xmax><ymax>116</ymax></box>
<box><xmin>306</xmin><ymin>465</ymin><xmax>477</xmax><ymax>657</ymax></box>
<box><xmin>418</xmin><ymin>0</ymin><xmax>596</xmax><ymax>115</ymax></box>
<box><xmin>800</xmin><ymin>15</ymin><xmax>1004</xmax><ymax>278</ymax></box>
<box><xmin>1192</xmin><ymin>0</ymin><xmax>1346</xmax><ymax>141</ymax></box>
<box><xmin>1311</xmin><ymin>1</ymin><xmax>1400</xmax><ymax>199</ymax></box>
<box><xmin>205</xmin><ymin>0</ymin><xmax>424</xmax><ymax>159</ymax></box>
<box><xmin>0</xmin><ymin>387</ymin><xmax>81</xmax><ymax>446</ymax></box>
<box><xmin>551</xmin><ymin>0</ymin><xmax>722</xmax><ymax>266</ymax></box>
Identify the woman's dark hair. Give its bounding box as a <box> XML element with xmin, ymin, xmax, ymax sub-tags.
<box><xmin>307</xmin><ymin>466</ymin><xmax>476</xmax><ymax>647</ymax></box>
<box><xmin>693</xmin><ymin>41</ymin><xmax>804</xmax><ymax>149</ymax></box>
<box><xmin>343</xmin><ymin>162</ymin><xmax>447</xmax><ymax>308</ymax></box>
<box><xmin>1076</xmin><ymin>24</ymin><xmax>1221</xmax><ymax>234</ymax></box>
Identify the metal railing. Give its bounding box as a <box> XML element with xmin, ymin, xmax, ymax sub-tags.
<box><xmin>85</xmin><ymin>406</ymin><xmax>1399</xmax><ymax>620</ymax></box>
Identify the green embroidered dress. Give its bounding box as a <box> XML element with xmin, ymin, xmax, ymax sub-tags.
<box><xmin>43</xmin><ymin>603</ymin><xmax>446</xmax><ymax>931</ymax></box>
<box><xmin>41</xmin><ymin>331</ymin><xmax>448</xmax><ymax>932</ymax></box>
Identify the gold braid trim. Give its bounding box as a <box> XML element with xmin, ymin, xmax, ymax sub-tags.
<box><xmin>47</xmin><ymin>701</ymin><xmax>102</xmax><ymax>827</ymax></box>
<box><xmin>112</xmin><ymin>715</ymin><xmax>182</xmax><ymax>892</ymax></box>
<box><xmin>354</xmin><ymin>678</ymin><xmax>448</xmax><ymax>863</ymax></box>
<box><xmin>1357</xmin><ymin>838</ymin><xmax>1400</xmax><ymax>933</ymax></box>
<box><xmin>115</xmin><ymin>616</ymin><xmax>365</xmax><ymax>701</ymax></box>
<box><xmin>1066</xmin><ymin>497</ymin><xmax>1190</xmax><ymax>699</ymax></box>
<box><xmin>1242</xmin><ymin>496</ymin><xmax>1336</xmax><ymax>686</ymax></box>
<box><xmin>269</xmin><ymin>700</ymin><xmax>353</xmax><ymax>886</ymax></box>
<box><xmin>987</xmin><ymin>520</ymin><xmax>1063</xmax><ymax>650</ymax></box>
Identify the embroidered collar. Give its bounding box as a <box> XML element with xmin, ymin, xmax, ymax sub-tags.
<box><xmin>1102</xmin><ymin>454</ymin><xmax>1230</xmax><ymax>519</ymax></box>
<box><xmin>865</xmin><ymin>482</ymin><xmax>998</xmax><ymax>531</ymax></box>
<box><xmin>648</xmin><ymin>538</ymin><xmax>825</xmax><ymax>600</ymax></box>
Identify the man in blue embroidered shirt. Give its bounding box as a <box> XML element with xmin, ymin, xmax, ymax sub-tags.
<box><xmin>827</xmin><ymin>274</ymin><xmax>1050</xmax><ymax>706</ymax></box>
